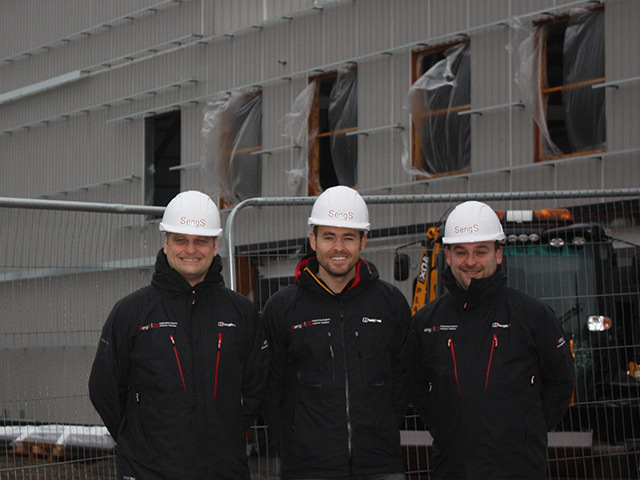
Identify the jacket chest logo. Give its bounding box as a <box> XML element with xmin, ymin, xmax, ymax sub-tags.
<box><xmin>491</xmin><ymin>322</ymin><xmax>510</xmax><ymax>329</ymax></box>
<box><xmin>218</xmin><ymin>321</ymin><xmax>237</xmax><ymax>328</ymax></box>
<box><xmin>139</xmin><ymin>321</ymin><xmax>178</xmax><ymax>331</ymax></box>
<box><xmin>362</xmin><ymin>317</ymin><xmax>382</xmax><ymax>324</ymax></box>
<box><xmin>424</xmin><ymin>324</ymin><xmax>458</xmax><ymax>333</ymax></box>
<box><xmin>291</xmin><ymin>318</ymin><xmax>330</xmax><ymax>330</ymax></box>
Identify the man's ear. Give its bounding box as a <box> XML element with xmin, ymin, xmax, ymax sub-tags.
<box><xmin>163</xmin><ymin>234</ymin><xmax>169</xmax><ymax>255</ymax></box>
<box><xmin>308</xmin><ymin>231</ymin><xmax>317</xmax><ymax>252</ymax></box>
<box><xmin>359</xmin><ymin>234</ymin><xmax>367</xmax><ymax>253</ymax></box>
<box><xmin>444</xmin><ymin>246</ymin><xmax>451</xmax><ymax>266</ymax></box>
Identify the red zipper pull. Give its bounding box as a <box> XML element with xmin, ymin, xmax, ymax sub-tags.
<box><xmin>448</xmin><ymin>338</ymin><xmax>461</xmax><ymax>395</ymax></box>
<box><xmin>213</xmin><ymin>332</ymin><xmax>222</xmax><ymax>400</ymax></box>
<box><xmin>484</xmin><ymin>334</ymin><xmax>498</xmax><ymax>392</ymax></box>
<box><xmin>170</xmin><ymin>335</ymin><xmax>188</xmax><ymax>396</ymax></box>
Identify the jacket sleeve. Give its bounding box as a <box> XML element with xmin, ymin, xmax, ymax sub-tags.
<box><xmin>391</xmin><ymin>290</ymin><xmax>413</xmax><ymax>426</ymax></box>
<box><xmin>88</xmin><ymin>301</ymin><xmax>132</xmax><ymax>441</ymax></box>
<box><xmin>260</xmin><ymin>297</ymin><xmax>286</xmax><ymax>449</ymax></box>
<box><xmin>535</xmin><ymin>303</ymin><xmax>576</xmax><ymax>430</ymax></box>
<box><xmin>239</xmin><ymin>303</ymin><xmax>270</xmax><ymax>433</ymax></box>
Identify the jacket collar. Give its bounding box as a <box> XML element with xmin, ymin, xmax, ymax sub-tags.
<box><xmin>295</xmin><ymin>253</ymin><xmax>378</xmax><ymax>296</ymax></box>
<box><xmin>442</xmin><ymin>263</ymin><xmax>507</xmax><ymax>307</ymax></box>
<box><xmin>151</xmin><ymin>248</ymin><xmax>224</xmax><ymax>293</ymax></box>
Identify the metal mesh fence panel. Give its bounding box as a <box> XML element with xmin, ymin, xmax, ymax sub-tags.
<box><xmin>226</xmin><ymin>190</ymin><xmax>640</xmax><ymax>480</ymax></box>
<box><xmin>1</xmin><ymin>190</ymin><xmax>639</xmax><ymax>479</ymax></box>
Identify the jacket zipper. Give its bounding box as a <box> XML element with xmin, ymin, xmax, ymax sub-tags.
<box><xmin>485</xmin><ymin>333</ymin><xmax>498</xmax><ymax>392</ymax></box>
<box><xmin>170</xmin><ymin>334</ymin><xmax>188</xmax><ymax>396</ymax></box>
<box><xmin>355</xmin><ymin>331</ymin><xmax>363</xmax><ymax>381</ymax></box>
<box><xmin>448</xmin><ymin>338</ymin><xmax>461</xmax><ymax>396</ymax></box>
<box><xmin>338</xmin><ymin>299</ymin><xmax>354</xmax><ymax>477</ymax></box>
<box><xmin>213</xmin><ymin>332</ymin><xmax>222</xmax><ymax>400</ymax></box>
<box><xmin>328</xmin><ymin>332</ymin><xmax>335</xmax><ymax>382</ymax></box>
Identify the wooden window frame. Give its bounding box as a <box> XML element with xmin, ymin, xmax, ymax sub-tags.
<box><xmin>410</xmin><ymin>40</ymin><xmax>471</xmax><ymax>179</ymax></box>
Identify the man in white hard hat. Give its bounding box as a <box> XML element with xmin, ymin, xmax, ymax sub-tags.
<box><xmin>262</xmin><ymin>185</ymin><xmax>411</xmax><ymax>480</ymax></box>
<box><xmin>89</xmin><ymin>191</ymin><xmax>268</xmax><ymax>480</ymax></box>
<box><xmin>409</xmin><ymin>201</ymin><xmax>575</xmax><ymax>480</ymax></box>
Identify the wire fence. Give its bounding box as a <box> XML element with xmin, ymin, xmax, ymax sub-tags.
<box><xmin>1</xmin><ymin>190</ymin><xmax>639</xmax><ymax>479</ymax></box>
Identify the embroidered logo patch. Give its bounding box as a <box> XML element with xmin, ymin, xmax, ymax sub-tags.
<box><xmin>139</xmin><ymin>321</ymin><xmax>178</xmax><ymax>331</ymax></box>
<box><xmin>291</xmin><ymin>318</ymin><xmax>331</xmax><ymax>330</ymax></box>
<box><xmin>491</xmin><ymin>322</ymin><xmax>510</xmax><ymax>329</ymax></box>
<box><xmin>556</xmin><ymin>335</ymin><xmax>567</xmax><ymax>348</ymax></box>
<box><xmin>218</xmin><ymin>322</ymin><xmax>237</xmax><ymax>328</ymax></box>
<box><xmin>362</xmin><ymin>317</ymin><xmax>382</xmax><ymax>323</ymax></box>
<box><xmin>424</xmin><ymin>325</ymin><xmax>458</xmax><ymax>333</ymax></box>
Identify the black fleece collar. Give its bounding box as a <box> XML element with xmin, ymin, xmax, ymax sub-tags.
<box><xmin>151</xmin><ymin>248</ymin><xmax>224</xmax><ymax>293</ymax></box>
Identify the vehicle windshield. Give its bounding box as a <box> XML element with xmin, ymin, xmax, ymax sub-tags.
<box><xmin>501</xmin><ymin>244</ymin><xmax>599</xmax><ymax>338</ymax></box>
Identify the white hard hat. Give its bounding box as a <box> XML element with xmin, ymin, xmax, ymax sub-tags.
<box><xmin>442</xmin><ymin>201</ymin><xmax>505</xmax><ymax>244</ymax></box>
<box><xmin>308</xmin><ymin>186</ymin><xmax>370</xmax><ymax>233</ymax></box>
<box><xmin>159</xmin><ymin>190</ymin><xmax>223</xmax><ymax>237</ymax></box>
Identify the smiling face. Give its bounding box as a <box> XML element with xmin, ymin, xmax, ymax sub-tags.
<box><xmin>163</xmin><ymin>233</ymin><xmax>218</xmax><ymax>286</ymax></box>
<box><xmin>445</xmin><ymin>241</ymin><xmax>502</xmax><ymax>290</ymax></box>
<box><xmin>309</xmin><ymin>225</ymin><xmax>366</xmax><ymax>292</ymax></box>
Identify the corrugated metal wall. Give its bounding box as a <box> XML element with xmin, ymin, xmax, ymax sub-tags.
<box><xmin>3</xmin><ymin>0</ymin><xmax>637</xmax><ymax>208</ymax></box>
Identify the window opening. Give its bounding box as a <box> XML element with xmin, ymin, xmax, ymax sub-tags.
<box><xmin>201</xmin><ymin>88</ymin><xmax>262</xmax><ymax>208</ymax></box>
<box><xmin>308</xmin><ymin>67</ymin><xmax>358</xmax><ymax>195</ymax></box>
<box><xmin>519</xmin><ymin>8</ymin><xmax>605</xmax><ymax>161</ymax></box>
<box><xmin>405</xmin><ymin>42</ymin><xmax>470</xmax><ymax>177</ymax></box>
<box><xmin>145</xmin><ymin>110</ymin><xmax>181</xmax><ymax>208</ymax></box>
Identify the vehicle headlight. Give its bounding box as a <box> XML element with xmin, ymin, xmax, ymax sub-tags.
<box><xmin>587</xmin><ymin>315</ymin><xmax>612</xmax><ymax>332</ymax></box>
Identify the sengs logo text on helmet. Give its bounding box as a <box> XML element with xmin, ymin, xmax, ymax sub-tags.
<box><xmin>327</xmin><ymin>209</ymin><xmax>354</xmax><ymax>221</ymax></box>
<box><xmin>180</xmin><ymin>216</ymin><xmax>206</xmax><ymax>228</ymax></box>
<box><xmin>453</xmin><ymin>224</ymin><xmax>479</xmax><ymax>235</ymax></box>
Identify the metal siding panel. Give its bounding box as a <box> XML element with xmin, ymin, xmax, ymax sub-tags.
<box><xmin>603</xmin><ymin>155</ymin><xmax>640</xmax><ymax>189</ymax></box>
<box><xmin>556</xmin><ymin>158</ymin><xmax>603</xmax><ymax>190</ymax></box>
<box><xmin>263</xmin><ymin>18</ymin><xmax>293</xmax><ymax>79</ymax></box>
<box><xmin>429</xmin><ymin>0</ymin><xmax>468</xmax><ymax>36</ymax></box>
<box><xmin>470</xmin><ymin>27</ymin><xmax>514</xmax><ymax>172</ymax></box>
<box><xmin>355</xmin><ymin>1</ymin><xmax>392</xmax><ymax>56</ymax></box>
<box><xmin>234</xmin><ymin>29</ymin><xmax>265</xmax><ymax>86</ymax></box>
<box><xmin>324</xmin><ymin>1</ymin><xmax>357</xmax><ymax>66</ymax></box>
<box><xmin>290</xmin><ymin>9</ymin><xmax>325</xmax><ymax>72</ymax></box>
<box><xmin>392</xmin><ymin>0</ymin><xmax>431</xmax><ymax>47</ymax></box>
<box><xmin>470</xmin><ymin>0</ymin><xmax>511</xmax><ymax>26</ymax></box>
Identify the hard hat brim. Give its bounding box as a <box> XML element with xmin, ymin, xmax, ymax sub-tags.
<box><xmin>308</xmin><ymin>217</ymin><xmax>370</xmax><ymax>233</ymax></box>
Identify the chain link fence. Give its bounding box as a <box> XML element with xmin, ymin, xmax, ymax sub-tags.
<box><xmin>1</xmin><ymin>190</ymin><xmax>639</xmax><ymax>479</ymax></box>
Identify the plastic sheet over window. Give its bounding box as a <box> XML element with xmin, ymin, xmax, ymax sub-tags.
<box><xmin>328</xmin><ymin>68</ymin><xmax>358</xmax><ymax>187</ymax></box>
<box><xmin>403</xmin><ymin>43</ymin><xmax>470</xmax><ymax>177</ymax></box>
<box><xmin>201</xmin><ymin>88</ymin><xmax>262</xmax><ymax>204</ymax></box>
<box><xmin>284</xmin><ymin>82</ymin><xmax>316</xmax><ymax>196</ymax></box>
<box><xmin>563</xmin><ymin>10</ymin><xmax>605</xmax><ymax>153</ymax></box>
<box><xmin>511</xmin><ymin>9</ymin><xmax>604</xmax><ymax>159</ymax></box>
<box><xmin>285</xmin><ymin>67</ymin><xmax>357</xmax><ymax>195</ymax></box>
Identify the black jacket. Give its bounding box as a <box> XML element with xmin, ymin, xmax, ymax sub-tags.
<box><xmin>410</xmin><ymin>265</ymin><xmax>575</xmax><ymax>480</ymax></box>
<box><xmin>89</xmin><ymin>250</ymin><xmax>268</xmax><ymax>480</ymax></box>
<box><xmin>262</xmin><ymin>255</ymin><xmax>411</xmax><ymax>480</ymax></box>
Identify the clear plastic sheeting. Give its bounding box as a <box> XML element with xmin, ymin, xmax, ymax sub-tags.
<box><xmin>563</xmin><ymin>10</ymin><xmax>605</xmax><ymax>153</ymax></box>
<box><xmin>511</xmin><ymin>9</ymin><xmax>604</xmax><ymax>158</ymax></box>
<box><xmin>283</xmin><ymin>82</ymin><xmax>316</xmax><ymax>196</ymax></box>
<box><xmin>201</xmin><ymin>88</ymin><xmax>262</xmax><ymax>205</ymax></box>
<box><xmin>284</xmin><ymin>67</ymin><xmax>358</xmax><ymax>196</ymax></box>
<box><xmin>328</xmin><ymin>67</ymin><xmax>358</xmax><ymax>187</ymax></box>
<box><xmin>404</xmin><ymin>43</ymin><xmax>470</xmax><ymax>177</ymax></box>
